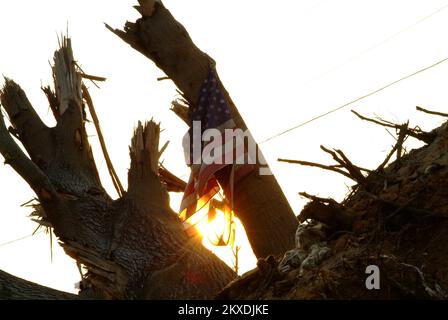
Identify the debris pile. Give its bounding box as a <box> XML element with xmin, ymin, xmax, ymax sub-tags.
<box><xmin>218</xmin><ymin>110</ymin><xmax>448</xmax><ymax>299</ymax></box>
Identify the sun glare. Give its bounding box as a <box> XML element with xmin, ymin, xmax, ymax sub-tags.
<box><xmin>185</xmin><ymin>198</ymin><xmax>257</xmax><ymax>274</ymax></box>
<box><xmin>197</xmin><ymin>208</ymin><xmax>229</xmax><ymax>246</ymax></box>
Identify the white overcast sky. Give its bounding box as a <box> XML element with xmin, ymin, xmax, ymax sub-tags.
<box><xmin>1</xmin><ymin>0</ymin><xmax>448</xmax><ymax>293</ymax></box>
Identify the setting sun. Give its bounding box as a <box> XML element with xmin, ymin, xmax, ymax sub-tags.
<box><xmin>182</xmin><ymin>195</ymin><xmax>257</xmax><ymax>274</ymax></box>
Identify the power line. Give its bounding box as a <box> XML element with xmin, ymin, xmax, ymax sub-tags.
<box><xmin>301</xmin><ymin>2</ymin><xmax>448</xmax><ymax>87</ymax></box>
<box><xmin>259</xmin><ymin>54</ymin><xmax>448</xmax><ymax>144</ymax></box>
<box><xmin>0</xmin><ymin>230</ymin><xmax>45</xmax><ymax>249</ymax></box>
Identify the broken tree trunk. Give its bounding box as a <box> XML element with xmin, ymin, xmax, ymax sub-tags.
<box><xmin>0</xmin><ymin>38</ymin><xmax>235</xmax><ymax>299</ymax></box>
<box><xmin>0</xmin><ymin>269</ymin><xmax>79</xmax><ymax>300</ymax></box>
<box><xmin>106</xmin><ymin>1</ymin><xmax>298</xmax><ymax>258</ymax></box>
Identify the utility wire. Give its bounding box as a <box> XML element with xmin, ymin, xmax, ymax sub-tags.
<box><xmin>301</xmin><ymin>2</ymin><xmax>448</xmax><ymax>88</ymax></box>
<box><xmin>130</xmin><ymin>4</ymin><xmax>448</xmax><ymax>177</ymax></box>
<box><xmin>0</xmin><ymin>230</ymin><xmax>45</xmax><ymax>249</ymax></box>
<box><xmin>259</xmin><ymin>55</ymin><xmax>448</xmax><ymax>144</ymax></box>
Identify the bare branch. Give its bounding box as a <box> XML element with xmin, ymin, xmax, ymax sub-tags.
<box><xmin>374</xmin><ymin>122</ymin><xmax>409</xmax><ymax>173</ymax></box>
<box><xmin>416</xmin><ymin>106</ymin><xmax>448</xmax><ymax>117</ymax></box>
<box><xmin>1</xmin><ymin>79</ymin><xmax>52</xmax><ymax>160</ymax></box>
<box><xmin>351</xmin><ymin>109</ymin><xmax>395</xmax><ymax>128</ymax></box>
<box><xmin>299</xmin><ymin>192</ymin><xmax>339</xmax><ymax>205</ymax></box>
<box><xmin>278</xmin><ymin>158</ymin><xmax>354</xmax><ymax>180</ymax></box>
<box><xmin>158</xmin><ymin>140</ymin><xmax>170</xmax><ymax>159</ymax></box>
<box><xmin>351</xmin><ymin>110</ymin><xmax>435</xmax><ymax>144</ymax></box>
<box><xmin>159</xmin><ymin>165</ymin><xmax>187</xmax><ymax>192</ymax></box>
<box><xmin>80</xmin><ymin>73</ymin><xmax>107</xmax><ymax>83</ymax></box>
<box><xmin>171</xmin><ymin>99</ymin><xmax>190</xmax><ymax>125</ymax></box>
<box><xmin>82</xmin><ymin>84</ymin><xmax>124</xmax><ymax>197</ymax></box>
<box><xmin>395</xmin><ymin>122</ymin><xmax>408</xmax><ymax>161</ymax></box>
<box><xmin>0</xmin><ymin>108</ymin><xmax>58</xmax><ymax>204</ymax></box>
<box><xmin>334</xmin><ymin>149</ymin><xmax>366</xmax><ymax>183</ymax></box>
<box><xmin>320</xmin><ymin>145</ymin><xmax>366</xmax><ymax>184</ymax></box>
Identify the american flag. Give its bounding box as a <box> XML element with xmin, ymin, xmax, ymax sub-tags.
<box><xmin>179</xmin><ymin>66</ymin><xmax>254</xmax><ymax>235</ymax></box>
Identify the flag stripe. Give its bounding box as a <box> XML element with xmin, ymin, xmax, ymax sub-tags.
<box><xmin>179</xmin><ymin>66</ymin><xmax>255</xmax><ymax>235</ymax></box>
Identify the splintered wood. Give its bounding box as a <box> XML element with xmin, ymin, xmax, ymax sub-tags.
<box><xmin>52</xmin><ymin>37</ymin><xmax>82</xmax><ymax>116</ymax></box>
<box><xmin>131</xmin><ymin>121</ymin><xmax>160</xmax><ymax>175</ymax></box>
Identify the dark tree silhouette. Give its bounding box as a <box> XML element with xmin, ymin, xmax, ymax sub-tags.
<box><xmin>0</xmin><ymin>1</ymin><xmax>298</xmax><ymax>299</ymax></box>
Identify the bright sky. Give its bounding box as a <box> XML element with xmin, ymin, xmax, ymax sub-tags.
<box><xmin>1</xmin><ymin>0</ymin><xmax>448</xmax><ymax>294</ymax></box>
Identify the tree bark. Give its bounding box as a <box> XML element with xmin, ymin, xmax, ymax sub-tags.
<box><xmin>106</xmin><ymin>1</ymin><xmax>298</xmax><ymax>258</ymax></box>
<box><xmin>0</xmin><ymin>269</ymin><xmax>79</xmax><ymax>300</ymax></box>
<box><xmin>0</xmin><ymin>38</ymin><xmax>235</xmax><ymax>299</ymax></box>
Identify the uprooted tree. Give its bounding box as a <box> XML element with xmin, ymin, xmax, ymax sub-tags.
<box><xmin>0</xmin><ymin>1</ymin><xmax>298</xmax><ymax>299</ymax></box>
